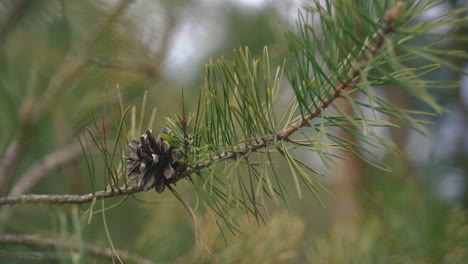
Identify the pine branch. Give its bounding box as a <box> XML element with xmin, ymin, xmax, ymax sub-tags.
<box><xmin>191</xmin><ymin>0</ymin><xmax>405</xmax><ymax>171</ymax></box>
<box><xmin>0</xmin><ymin>1</ymin><xmax>407</xmax><ymax>207</ymax></box>
<box><xmin>0</xmin><ymin>233</ymin><xmax>156</xmax><ymax>264</ymax></box>
<box><xmin>0</xmin><ymin>185</ymin><xmax>143</xmax><ymax>206</ymax></box>
<box><xmin>276</xmin><ymin>1</ymin><xmax>403</xmax><ymax>138</ymax></box>
<box><xmin>0</xmin><ymin>250</ymin><xmax>61</xmax><ymax>261</ymax></box>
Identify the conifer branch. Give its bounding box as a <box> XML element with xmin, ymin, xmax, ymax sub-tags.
<box><xmin>0</xmin><ymin>233</ymin><xmax>156</xmax><ymax>264</ymax></box>
<box><xmin>192</xmin><ymin>0</ymin><xmax>405</xmax><ymax>171</ymax></box>
<box><xmin>0</xmin><ymin>185</ymin><xmax>143</xmax><ymax>206</ymax></box>
<box><xmin>0</xmin><ymin>250</ymin><xmax>62</xmax><ymax>261</ymax></box>
<box><xmin>276</xmin><ymin>0</ymin><xmax>404</xmax><ymax>138</ymax></box>
<box><xmin>0</xmin><ymin>1</ymin><xmax>407</xmax><ymax>206</ymax></box>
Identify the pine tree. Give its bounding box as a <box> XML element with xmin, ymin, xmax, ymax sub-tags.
<box><xmin>0</xmin><ymin>0</ymin><xmax>466</xmax><ymax>263</ymax></box>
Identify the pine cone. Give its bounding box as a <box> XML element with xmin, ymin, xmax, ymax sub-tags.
<box><xmin>125</xmin><ymin>128</ymin><xmax>183</xmax><ymax>193</ymax></box>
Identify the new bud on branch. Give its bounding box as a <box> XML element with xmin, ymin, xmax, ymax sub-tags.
<box><xmin>125</xmin><ymin>128</ymin><xmax>184</xmax><ymax>193</ymax></box>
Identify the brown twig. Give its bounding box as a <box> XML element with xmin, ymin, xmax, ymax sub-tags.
<box><xmin>0</xmin><ymin>185</ymin><xmax>143</xmax><ymax>206</ymax></box>
<box><xmin>167</xmin><ymin>185</ymin><xmax>200</xmax><ymax>245</ymax></box>
<box><xmin>9</xmin><ymin>140</ymin><xmax>85</xmax><ymax>196</ymax></box>
<box><xmin>0</xmin><ymin>250</ymin><xmax>61</xmax><ymax>261</ymax></box>
<box><xmin>87</xmin><ymin>57</ymin><xmax>160</xmax><ymax>78</ymax></box>
<box><xmin>0</xmin><ymin>96</ymin><xmax>36</xmax><ymax>196</ymax></box>
<box><xmin>0</xmin><ymin>233</ymin><xmax>156</xmax><ymax>264</ymax></box>
<box><xmin>0</xmin><ymin>140</ymin><xmax>28</xmax><ymax>195</ymax></box>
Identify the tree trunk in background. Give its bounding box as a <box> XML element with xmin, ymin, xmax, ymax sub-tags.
<box><xmin>333</xmin><ymin>97</ymin><xmax>364</xmax><ymax>230</ymax></box>
<box><xmin>332</xmin><ymin>86</ymin><xmax>411</xmax><ymax>229</ymax></box>
<box><xmin>332</xmin><ymin>0</ymin><xmax>365</xmax><ymax>230</ymax></box>
<box><xmin>453</xmin><ymin>22</ymin><xmax>468</xmax><ymax>208</ymax></box>
<box><xmin>455</xmin><ymin>82</ymin><xmax>468</xmax><ymax>208</ymax></box>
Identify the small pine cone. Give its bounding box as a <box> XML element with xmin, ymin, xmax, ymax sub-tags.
<box><xmin>125</xmin><ymin>128</ymin><xmax>182</xmax><ymax>193</ymax></box>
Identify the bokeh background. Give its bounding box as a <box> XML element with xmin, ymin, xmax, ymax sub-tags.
<box><xmin>0</xmin><ymin>0</ymin><xmax>467</xmax><ymax>263</ymax></box>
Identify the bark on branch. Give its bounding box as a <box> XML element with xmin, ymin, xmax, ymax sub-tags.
<box><xmin>0</xmin><ymin>185</ymin><xmax>143</xmax><ymax>206</ymax></box>
<box><xmin>0</xmin><ymin>233</ymin><xmax>156</xmax><ymax>264</ymax></box>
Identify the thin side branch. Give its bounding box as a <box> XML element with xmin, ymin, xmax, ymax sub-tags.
<box><xmin>0</xmin><ymin>233</ymin><xmax>156</xmax><ymax>264</ymax></box>
<box><xmin>87</xmin><ymin>58</ymin><xmax>160</xmax><ymax>78</ymax></box>
<box><xmin>0</xmin><ymin>185</ymin><xmax>143</xmax><ymax>206</ymax></box>
<box><xmin>167</xmin><ymin>185</ymin><xmax>200</xmax><ymax>246</ymax></box>
<box><xmin>9</xmin><ymin>140</ymin><xmax>85</xmax><ymax>196</ymax></box>
<box><xmin>0</xmin><ymin>250</ymin><xmax>61</xmax><ymax>261</ymax></box>
<box><xmin>0</xmin><ymin>140</ymin><xmax>28</xmax><ymax>195</ymax></box>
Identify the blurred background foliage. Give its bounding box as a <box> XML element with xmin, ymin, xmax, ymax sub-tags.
<box><xmin>0</xmin><ymin>0</ymin><xmax>467</xmax><ymax>263</ymax></box>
